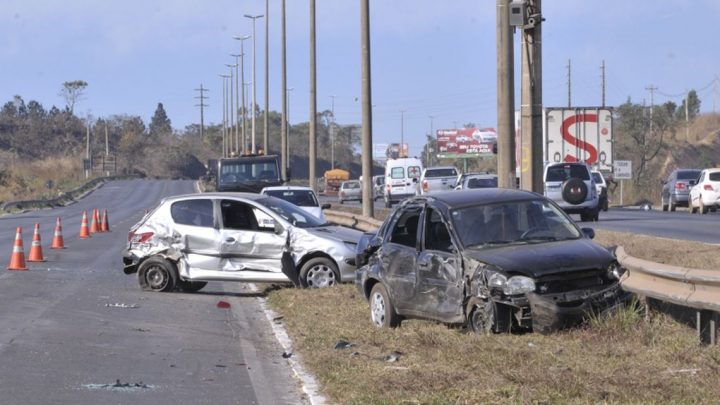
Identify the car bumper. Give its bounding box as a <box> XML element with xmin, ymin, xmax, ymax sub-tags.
<box><xmin>123</xmin><ymin>251</ymin><xmax>141</xmax><ymax>275</ymax></box>
<box><xmin>701</xmin><ymin>191</ymin><xmax>720</xmax><ymax>207</ymax></box>
<box><xmin>671</xmin><ymin>192</ymin><xmax>690</xmax><ymax>204</ymax></box>
<box><xmin>555</xmin><ymin>198</ymin><xmax>599</xmax><ymax>214</ymax></box>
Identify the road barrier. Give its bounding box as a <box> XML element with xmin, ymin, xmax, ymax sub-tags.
<box><xmin>324</xmin><ymin>210</ymin><xmax>383</xmax><ymax>232</ymax></box>
<box><xmin>615</xmin><ymin>246</ymin><xmax>719</xmax><ymax>345</ymax></box>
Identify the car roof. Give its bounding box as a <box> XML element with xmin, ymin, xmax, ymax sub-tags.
<box><xmin>407</xmin><ymin>188</ymin><xmax>540</xmax><ymax>210</ymax></box>
<box><xmin>160</xmin><ymin>192</ymin><xmax>266</xmax><ymax>204</ymax></box>
<box><xmin>261</xmin><ymin>186</ymin><xmax>313</xmax><ymax>192</ymax></box>
<box><xmin>424</xmin><ymin>166</ymin><xmax>456</xmax><ymax>171</ymax></box>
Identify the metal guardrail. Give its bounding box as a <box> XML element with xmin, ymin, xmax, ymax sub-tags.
<box><xmin>0</xmin><ymin>174</ymin><xmax>142</xmax><ymax>213</ymax></box>
<box><xmin>323</xmin><ymin>209</ymin><xmax>383</xmax><ymax>232</ymax></box>
<box><xmin>616</xmin><ymin>246</ymin><xmax>719</xmax><ymax>345</ymax></box>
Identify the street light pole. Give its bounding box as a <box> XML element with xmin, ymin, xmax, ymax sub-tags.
<box><xmin>230</xmin><ymin>54</ymin><xmax>242</xmax><ymax>152</ymax></box>
<box><xmin>244</xmin><ymin>14</ymin><xmax>264</xmax><ymax>154</ymax></box>
<box><xmin>225</xmin><ymin>64</ymin><xmax>236</xmax><ymax>155</ymax></box>
<box><xmin>264</xmin><ymin>0</ymin><xmax>270</xmax><ymax>155</ymax></box>
<box><xmin>281</xmin><ymin>0</ymin><xmax>288</xmax><ymax>179</ymax></box>
<box><xmin>233</xmin><ymin>35</ymin><xmax>251</xmax><ymax>153</ymax></box>
<box><xmin>309</xmin><ymin>0</ymin><xmax>317</xmax><ymax>191</ymax></box>
<box><xmin>360</xmin><ymin>0</ymin><xmax>374</xmax><ymax>217</ymax></box>
<box><xmin>287</xmin><ymin>87</ymin><xmax>294</xmax><ymax>172</ymax></box>
<box><xmin>219</xmin><ymin>74</ymin><xmax>229</xmax><ymax>157</ymax></box>
<box><xmin>330</xmin><ymin>95</ymin><xmax>336</xmax><ymax>169</ymax></box>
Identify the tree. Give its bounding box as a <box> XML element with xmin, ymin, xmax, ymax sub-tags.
<box><xmin>677</xmin><ymin>89</ymin><xmax>701</xmax><ymax>121</ymax></box>
<box><xmin>59</xmin><ymin>80</ymin><xmax>88</xmax><ymax>114</ymax></box>
<box><xmin>149</xmin><ymin>103</ymin><xmax>172</xmax><ymax>137</ymax></box>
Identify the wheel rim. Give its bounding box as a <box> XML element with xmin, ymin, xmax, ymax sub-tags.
<box><xmin>370</xmin><ymin>291</ymin><xmax>386</xmax><ymax>327</ymax></box>
<box><xmin>145</xmin><ymin>266</ymin><xmax>168</xmax><ymax>290</ymax></box>
<box><xmin>305</xmin><ymin>263</ymin><xmax>336</xmax><ymax>288</ymax></box>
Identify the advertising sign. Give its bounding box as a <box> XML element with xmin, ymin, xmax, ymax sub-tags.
<box><xmin>435</xmin><ymin>127</ymin><xmax>497</xmax><ymax>159</ymax></box>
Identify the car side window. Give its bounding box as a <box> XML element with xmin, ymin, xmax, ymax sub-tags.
<box><xmin>389</xmin><ymin>207</ymin><xmax>421</xmax><ymax>248</ymax></box>
<box><xmin>171</xmin><ymin>199</ymin><xmax>214</xmax><ymax>228</ymax></box>
<box><xmin>220</xmin><ymin>199</ymin><xmax>260</xmax><ymax>231</ymax></box>
<box><xmin>424</xmin><ymin>208</ymin><xmax>454</xmax><ymax>253</ymax></box>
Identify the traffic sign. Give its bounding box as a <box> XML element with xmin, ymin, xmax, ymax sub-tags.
<box><xmin>614</xmin><ymin>160</ymin><xmax>632</xmax><ymax>180</ymax></box>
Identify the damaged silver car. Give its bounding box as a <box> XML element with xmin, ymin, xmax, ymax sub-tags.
<box><xmin>355</xmin><ymin>189</ymin><xmax>631</xmax><ymax>333</ymax></box>
<box><xmin>123</xmin><ymin>193</ymin><xmax>361</xmax><ymax>291</ymax></box>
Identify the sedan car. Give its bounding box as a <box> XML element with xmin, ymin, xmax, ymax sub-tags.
<box><xmin>338</xmin><ymin>180</ymin><xmax>362</xmax><ymax>204</ymax></box>
<box><xmin>661</xmin><ymin>168</ymin><xmax>701</xmax><ymax>211</ymax></box>
<box><xmin>355</xmin><ymin>189</ymin><xmax>630</xmax><ymax>334</ymax></box>
<box><xmin>123</xmin><ymin>192</ymin><xmax>362</xmax><ymax>291</ymax></box>
<box><xmin>689</xmin><ymin>168</ymin><xmax>720</xmax><ymax>214</ymax></box>
<box><xmin>261</xmin><ymin>185</ymin><xmax>330</xmax><ymax>221</ymax></box>
<box><xmin>454</xmin><ymin>173</ymin><xmax>498</xmax><ymax>190</ymax></box>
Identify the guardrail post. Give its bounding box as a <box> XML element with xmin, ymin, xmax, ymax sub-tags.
<box><xmin>697</xmin><ymin>310</ymin><xmax>718</xmax><ymax>345</ymax></box>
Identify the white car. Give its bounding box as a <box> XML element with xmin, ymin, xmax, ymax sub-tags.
<box><xmin>261</xmin><ymin>186</ymin><xmax>330</xmax><ymax>221</ymax></box>
<box><xmin>689</xmin><ymin>168</ymin><xmax>720</xmax><ymax>214</ymax></box>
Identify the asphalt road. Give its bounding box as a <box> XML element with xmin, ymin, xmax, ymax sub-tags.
<box><xmin>0</xmin><ymin>179</ymin><xmax>304</xmax><ymax>405</ymax></box>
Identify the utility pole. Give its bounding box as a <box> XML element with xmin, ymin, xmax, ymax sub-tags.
<box><xmin>360</xmin><ymin>0</ymin><xmax>374</xmax><ymax>217</ymax></box>
<box><xmin>105</xmin><ymin>124</ymin><xmax>110</xmax><ymax>176</ymax></box>
<box><xmin>567</xmin><ymin>59</ymin><xmax>571</xmax><ymax>108</ymax></box>
<box><xmin>264</xmin><ymin>0</ymin><xmax>270</xmax><ymax>155</ymax></box>
<box><xmin>85</xmin><ymin>124</ymin><xmax>90</xmax><ymax>179</ymax></box>
<box><xmin>233</xmin><ymin>35</ymin><xmax>251</xmax><ymax>153</ymax></box>
<box><xmin>400</xmin><ymin>110</ymin><xmax>405</xmax><ymax>157</ymax></box>
<box><xmin>230</xmin><ymin>54</ymin><xmax>242</xmax><ymax>151</ymax></box>
<box><xmin>309</xmin><ymin>0</ymin><xmax>317</xmax><ymax>191</ymax></box>
<box><xmin>685</xmin><ymin>89</ymin><xmax>690</xmax><ymax>142</ymax></box>
<box><xmin>287</xmin><ymin>87</ymin><xmax>294</xmax><ymax>172</ymax></box>
<box><xmin>496</xmin><ymin>0</ymin><xmax>515</xmax><ymax>189</ymax></box>
<box><xmin>280</xmin><ymin>0</ymin><xmax>288</xmax><ymax>180</ymax></box>
<box><xmin>219</xmin><ymin>74</ymin><xmax>228</xmax><ymax>157</ymax></box>
<box><xmin>245</xmin><ymin>14</ymin><xmax>264</xmax><ymax>154</ymax></box>
<box><xmin>225</xmin><ymin>65</ymin><xmax>236</xmax><ymax>154</ymax></box>
<box><xmin>645</xmin><ymin>84</ymin><xmax>657</xmax><ymax>132</ymax></box>
<box><xmin>600</xmin><ymin>60</ymin><xmax>606</xmax><ymax>107</ymax></box>
<box><xmin>428</xmin><ymin>115</ymin><xmax>434</xmax><ymax>167</ymax></box>
<box><xmin>330</xmin><ymin>95</ymin><xmax>336</xmax><ymax>169</ymax></box>
<box><xmin>194</xmin><ymin>84</ymin><xmax>209</xmax><ymax>139</ymax></box>
<box><xmin>520</xmin><ymin>0</ymin><xmax>543</xmax><ymax>193</ymax></box>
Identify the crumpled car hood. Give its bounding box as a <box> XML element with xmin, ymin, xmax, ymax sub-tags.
<box><xmin>303</xmin><ymin>225</ymin><xmax>362</xmax><ymax>244</ymax></box>
<box><xmin>464</xmin><ymin>238</ymin><xmax>613</xmax><ymax>278</ymax></box>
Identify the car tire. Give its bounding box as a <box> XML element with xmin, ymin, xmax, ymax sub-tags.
<box><xmin>369</xmin><ymin>283</ymin><xmax>400</xmax><ymax>328</ymax></box>
<box><xmin>561</xmin><ymin>178</ymin><xmax>588</xmax><ymax>205</ymax></box>
<box><xmin>661</xmin><ymin>196</ymin><xmax>668</xmax><ymax>212</ymax></box>
<box><xmin>299</xmin><ymin>257</ymin><xmax>340</xmax><ymax>288</ymax></box>
<box><xmin>700</xmin><ymin>198</ymin><xmax>708</xmax><ymax>214</ymax></box>
<box><xmin>138</xmin><ymin>257</ymin><xmax>178</xmax><ymax>292</ymax></box>
<box><xmin>669</xmin><ymin>196</ymin><xmax>677</xmax><ymax>212</ymax></box>
<box><xmin>602</xmin><ymin>198</ymin><xmax>609</xmax><ymax>212</ymax></box>
<box><xmin>177</xmin><ymin>280</ymin><xmax>207</xmax><ymax>293</ymax></box>
<box><xmin>690</xmin><ymin>203</ymin><xmax>697</xmax><ymax>214</ymax></box>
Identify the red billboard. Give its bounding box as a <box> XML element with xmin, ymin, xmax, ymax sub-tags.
<box><xmin>436</xmin><ymin>128</ymin><xmax>497</xmax><ymax>158</ymax></box>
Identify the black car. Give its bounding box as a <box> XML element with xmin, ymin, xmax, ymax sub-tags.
<box><xmin>355</xmin><ymin>189</ymin><xmax>630</xmax><ymax>333</ymax></box>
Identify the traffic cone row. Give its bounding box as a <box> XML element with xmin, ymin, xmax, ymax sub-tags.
<box><xmin>6</xmin><ymin>208</ymin><xmax>112</xmax><ymax>271</ymax></box>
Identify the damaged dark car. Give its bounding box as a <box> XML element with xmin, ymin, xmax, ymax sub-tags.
<box><xmin>355</xmin><ymin>189</ymin><xmax>631</xmax><ymax>333</ymax></box>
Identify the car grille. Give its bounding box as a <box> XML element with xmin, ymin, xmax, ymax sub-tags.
<box><xmin>534</xmin><ymin>269</ymin><xmax>614</xmax><ymax>295</ymax></box>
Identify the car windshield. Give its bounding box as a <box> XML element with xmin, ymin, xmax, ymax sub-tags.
<box><xmin>426</xmin><ymin>168</ymin><xmax>457</xmax><ymax>177</ymax></box>
<box><xmin>545</xmin><ymin>164</ymin><xmax>591</xmax><ymax>182</ymax></box>
<box><xmin>256</xmin><ymin>197</ymin><xmax>327</xmax><ymax>228</ymax></box>
<box><xmin>343</xmin><ymin>182</ymin><xmax>360</xmax><ymax>189</ymax></box>
<box><xmin>219</xmin><ymin>158</ymin><xmax>279</xmax><ymax>185</ymax></box>
<box><xmin>264</xmin><ymin>189</ymin><xmax>318</xmax><ymax>207</ymax></box>
<box><xmin>450</xmin><ymin>199</ymin><xmax>581</xmax><ymax>248</ymax></box>
<box><xmin>677</xmin><ymin>170</ymin><xmax>701</xmax><ymax>180</ymax></box>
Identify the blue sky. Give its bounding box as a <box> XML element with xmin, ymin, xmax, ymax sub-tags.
<box><xmin>2</xmin><ymin>0</ymin><xmax>719</xmax><ymax>157</ymax></box>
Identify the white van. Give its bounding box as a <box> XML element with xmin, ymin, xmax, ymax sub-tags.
<box><xmin>384</xmin><ymin>157</ymin><xmax>423</xmax><ymax>208</ymax></box>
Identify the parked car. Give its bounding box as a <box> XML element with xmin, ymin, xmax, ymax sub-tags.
<box><xmin>123</xmin><ymin>192</ymin><xmax>362</xmax><ymax>290</ymax></box>
<box><xmin>543</xmin><ymin>162</ymin><xmax>599</xmax><ymax>222</ymax></box>
<box><xmin>455</xmin><ymin>173</ymin><xmax>498</xmax><ymax>190</ymax></box>
<box><xmin>384</xmin><ymin>157</ymin><xmax>423</xmax><ymax>208</ymax></box>
<box><xmin>689</xmin><ymin>168</ymin><xmax>720</xmax><ymax>214</ymax></box>
<box><xmin>372</xmin><ymin>175</ymin><xmax>385</xmax><ymax>201</ymax></box>
<box><xmin>591</xmin><ymin>171</ymin><xmax>609</xmax><ymax>212</ymax></box>
<box><xmin>260</xmin><ymin>186</ymin><xmax>330</xmax><ymax>221</ymax></box>
<box><xmin>661</xmin><ymin>169</ymin><xmax>702</xmax><ymax>211</ymax></box>
<box><xmin>355</xmin><ymin>189</ymin><xmax>630</xmax><ymax>334</ymax></box>
<box><xmin>419</xmin><ymin>166</ymin><xmax>458</xmax><ymax>195</ymax></box>
<box><xmin>338</xmin><ymin>180</ymin><xmax>362</xmax><ymax>204</ymax></box>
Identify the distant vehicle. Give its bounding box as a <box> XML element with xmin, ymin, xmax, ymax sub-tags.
<box><xmin>384</xmin><ymin>157</ymin><xmax>423</xmax><ymax>208</ymax></box>
<box><xmin>261</xmin><ymin>186</ymin><xmax>330</xmax><ymax>221</ymax></box>
<box><xmin>472</xmin><ymin>128</ymin><xmax>498</xmax><ymax>143</ymax></box>
<box><xmin>543</xmin><ymin>162</ymin><xmax>599</xmax><ymax>222</ymax></box>
<box><xmin>355</xmin><ymin>189</ymin><xmax>630</xmax><ymax>333</ymax></box>
<box><xmin>324</xmin><ymin>169</ymin><xmax>350</xmax><ymax>195</ymax></box>
<box><xmin>689</xmin><ymin>168</ymin><xmax>720</xmax><ymax>214</ymax></box>
<box><xmin>123</xmin><ymin>193</ymin><xmax>362</xmax><ymax>290</ymax></box>
<box><xmin>338</xmin><ymin>180</ymin><xmax>362</xmax><ymax>204</ymax></box>
<box><xmin>591</xmin><ymin>171</ymin><xmax>609</xmax><ymax>212</ymax></box>
<box><xmin>454</xmin><ymin>173</ymin><xmax>498</xmax><ymax>190</ymax></box>
<box><xmin>661</xmin><ymin>169</ymin><xmax>702</xmax><ymax>211</ymax></box>
<box><xmin>419</xmin><ymin>166</ymin><xmax>458</xmax><ymax>195</ymax></box>
<box><xmin>372</xmin><ymin>175</ymin><xmax>385</xmax><ymax>201</ymax></box>
<box><xmin>212</xmin><ymin>155</ymin><xmax>285</xmax><ymax>193</ymax></box>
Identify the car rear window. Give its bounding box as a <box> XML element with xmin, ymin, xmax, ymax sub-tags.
<box><xmin>709</xmin><ymin>172</ymin><xmax>720</xmax><ymax>181</ymax></box>
<box><xmin>425</xmin><ymin>168</ymin><xmax>457</xmax><ymax>178</ymax></box>
<box><xmin>171</xmin><ymin>199</ymin><xmax>214</xmax><ymax>227</ymax></box>
<box><xmin>467</xmin><ymin>177</ymin><xmax>497</xmax><ymax>188</ymax></box>
<box><xmin>264</xmin><ymin>190</ymin><xmax>318</xmax><ymax>207</ymax></box>
<box><xmin>545</xmin><ymin>164</ymin><xmax>590</xmax><ymax>182</ymax></box>
<box><xmin>677</xmin><ymin>170</ymin><xmax>701</xmax><ymax>180</ymax></box>
<box><xmin>591</xmin><ymin>172</ymin><xmax>603</xmax><ymax>183</ymax></box>
<box><xmin>390</xmin><ymin>167</ymin><xmax>404</xmax><ymax>179</ymax></box>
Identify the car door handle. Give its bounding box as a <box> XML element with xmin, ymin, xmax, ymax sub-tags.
<box><xmin>225</xmin><ymin>237</ymin><xmax>236</xmax><ymax>243</ymax></box>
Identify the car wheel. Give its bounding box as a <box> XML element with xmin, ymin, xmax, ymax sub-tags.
<box><xmin>593</xmin><ymin>207</ymin><xmax>600</xmax><ymax>221</ymax></box>
<box><xmin>469</xmin><ymin>300</ymin><xmax>496</xmax><ymax>334</ymax></box>
<box><xmin>369</xmin><ymin>283</ymin><xmax>400</xmax><ymax>328</ymax></box>
<box><xmin>690</xmin><ymin>203</ymin><xmax>697</xmax><ymax>214</ymax></box>
<box><xmin>661</xmin><ymin>196</ymin><xmax>668</xmax><ymax>212</ymax></box>
<box><xmin>138</xmin><ymin>257</ymin><xmax>178</xmax><ymax>292</ymax></box>
<box><xmin>669</xmin><ymin>196</ymin><xmax>677</xmax><ymax>212</ymax></box>
<box><xmin>602</xmin><ymin>198</ymin><xmax>609</xmax><ymax>212</ymax></box>
<box><xmin>299</xmin><ymin>257</ymin><xmax>339</xmax><ymax>288</ymax></box>
<box><xmin>700</xmin><ymin>198</ymin><xmax>708</xmax><ymax>214</ymax></box>
<box><xmin>177</xmin><ymin>280</ymin><xmax>207</xmax><ymax>293</ymax></box>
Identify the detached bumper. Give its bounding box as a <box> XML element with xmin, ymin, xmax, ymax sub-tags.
<box><xmin>123</xmin><ymin>251</ymin><xmax>141</xmax><ymax>275</ymax></box>
<box><xmin>526</xmin><ymin>283</ymin><xmax>632</xmax><ymax>333</ymax></box>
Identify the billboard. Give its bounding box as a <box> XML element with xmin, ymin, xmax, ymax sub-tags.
<box><xmin>435</xmin><ymin>128</ymin><xmax>497</xmax><ymax>159</ymax></box>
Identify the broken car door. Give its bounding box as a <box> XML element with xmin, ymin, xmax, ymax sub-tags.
<box><xmin>170</xmin><ymin>198</ymin><xmax>221</xmax><ymax>273</ymax></box>
<box><xmin>382</xmin><ymin>204</ymin><xmax>423</xmax><ymax>311</ymax></box>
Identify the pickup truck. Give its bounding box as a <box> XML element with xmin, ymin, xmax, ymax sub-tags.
<box><xmin>418</xmin><ymin>166</ymin><xmax>458</xmax><ymax>195</ymax></box>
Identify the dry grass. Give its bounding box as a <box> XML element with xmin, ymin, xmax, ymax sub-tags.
<box><xmin>0</xmin><ymin>154</ymin><xmax>85</xmax><ymax>203</ymax></box>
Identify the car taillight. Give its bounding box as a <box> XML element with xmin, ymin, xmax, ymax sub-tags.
<box><xmin>675</xmin><ymin>183</ymin><xmax>685</xmax><ymax>189</ymax></box>
<box><xmin>704</xmin><ymin>184</ymin><xmax>713</xmax><ymax>191</ymax></box>
<box><xmin>422</xmin><ymin>180</ymin><xmax>429</xmax><ymax>193</ymax></box>
<box><xmin>128</xmin><ymin>231</ymin><xmax>154</xmax><ymax>243</ymax></box>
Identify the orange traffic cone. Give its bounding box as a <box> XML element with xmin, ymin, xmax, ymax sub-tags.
<box><xmin>79</xmin><ymin>210</ymin><xmax>91</xmax><ymax>238</ymax></box>
<box><xmin>51</xmin><ymin>217</ymin><xmax>65</xmax><ymax>249</ymax></box>
<box><xmin>90</xmin><ymin>208</ymin><xmax>99</xmax><ymax>233</ymax></box>
<box><xmin>28</xmin><ymin>223</ymin><xmax>46</xmax><ymax>262</ymax></box>
<box><xmin>100</xmin><ymin>209</ymin><xmax>110</xmax><ymax>232</ymax></box>
<box><xmin>7</xmin><ymin>227</ymin><xmax>28</xmax><ymax>270</ymax></box>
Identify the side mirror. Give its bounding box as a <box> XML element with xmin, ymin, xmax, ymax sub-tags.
<box><xmin>581</xmin><ymin>227</ymin><xmax>595</xmax><ymax>239</ymax></box>
<box><xmin>321</xmin><ymin>203</ymin><xmax>331</xmax><ymax>210</ymax></box>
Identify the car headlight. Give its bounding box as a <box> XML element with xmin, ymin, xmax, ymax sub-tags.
<box><xmin>487</xmin><ymin>272</ymin><xmax>507</xmax><ymax>289</ymax></box>
<box><xmin>607</xmin><ymin>263</ymin><xmax>626</xmax><ymax>280</ymax></box>
<box><xmin>503</xmin><ymin>276</ymin><xmax>536</xmax><ymax>295</ymax></box>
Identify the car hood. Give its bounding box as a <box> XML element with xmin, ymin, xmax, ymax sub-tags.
<box><xmin>463</xmin><ymin>238</ymin><xmax>613</xmax><ymax>278</ymax></box>
<box><xmin>304</xmin><ymin>225</ymin><xmax>362</xmax><ymax>244</ymax></box>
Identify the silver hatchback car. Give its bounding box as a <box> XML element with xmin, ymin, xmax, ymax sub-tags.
<box><xmin>123</xmin><ymin>193</ymin><xmax>362</xmax><ymax>291</ymax></box>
